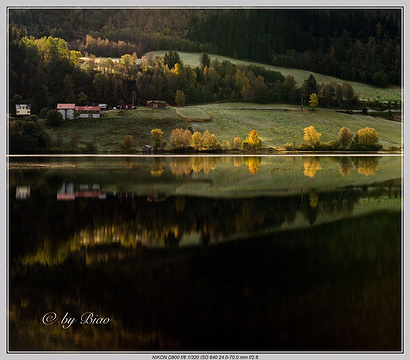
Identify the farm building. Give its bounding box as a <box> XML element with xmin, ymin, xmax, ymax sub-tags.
<box><xmin>57</xmin><ymin>103</ymin><xmax>75</xmax><ymax>120</ymax></box>
<box><xmin>99</xmin><ymin>104</ymin><xmax>108</xmax><ymax>111</ymax></box>
<box><xmin>15</xmin><ymin>104</ymin><xmax>31</xmax><ymax>116</ymax></box>
<box><xmin>118</xmin><ymin>104</ymin><xmax>133</xmax><ymax>110</ymax></box>
<box><xmin>146</xmin><ymin>100</ymin><xmax>166</xmax><ymax>108</ymax></box>
<box><xmin>75</xmin><ymin>106</ymin><xmax>101</xmax><ymax>118</ymax></box>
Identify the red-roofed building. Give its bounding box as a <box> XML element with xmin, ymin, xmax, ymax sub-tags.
<box><xmin>75</xmin><ymin>106</ymin><xmax>101</xmax><ymax>118</ymax></box>
<box><xmin>57</xmin><ymin>103</ymin><xmax>76</xmax><ymax>120</ymax></box>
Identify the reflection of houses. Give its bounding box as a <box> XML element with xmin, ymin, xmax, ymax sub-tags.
<box><xmin>147</xmin><ymin>193</ymin><xmax>167</xmax><ymax>202</ymax></box>
<box><xmin>57</xmin><ymin>183</ymin><xmax>106</xmax><ymax>200</ymax></box>
<box><xmin>75</xmin><ymin>106</ymin><xmax>101</xmax><ymax>118</ymax></box>
<box><xmin>16</xmin><ymin>104</ymin><xmax>31</xmax><ymax>116</ymax></box>
<box><xmin>146</xmin><ymin>100</ymin><xmax>166</xmax><ymax>109</ymax></box>
<box><xmin>16</xmin><ymin>186</ymin><xmax>30</xmax><ymax>199</ymax></box>
<box><xmin>57</xmin><ymin>103</ymin><xmax>75</xmax><ymax>120</ymax></box>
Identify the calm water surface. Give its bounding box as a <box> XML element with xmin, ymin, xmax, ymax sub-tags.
<box><xmin>8</xmin><ymin>155</ymin><xmax>402</xmax><ymax>351</ymax></box>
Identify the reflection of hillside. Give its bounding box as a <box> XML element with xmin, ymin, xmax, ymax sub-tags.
<box><xmin>10</xmin><ymin>182</ymin><xmax>401</xmax><ymax>267</ymax></box>
<box><xmin>9</xmin><ymin>211</ymin><xmax>401</xmax><ymax>351</ymax></box>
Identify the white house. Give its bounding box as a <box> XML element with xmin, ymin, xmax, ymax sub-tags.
<box><xmin>57</xmin><ymin>103</ymin><xmax>76</xmax><ymax>120</ymax></box>
<box><xmin>75</xmin><ymin>106</ymin><xmax>101</xmax><ymax>118</ymax></box>
<box><xmin>16</xmin><ymin>104</ymin><xmax>31</xmax><ymax>116</ymax></box>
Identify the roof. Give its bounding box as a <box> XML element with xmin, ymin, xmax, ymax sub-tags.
<box><xmin>75</xmin><ymin>106</ymin><xmax>100</xmax><ymax>111</ymax></box>
<box><xmin>57</xmin><ymin>103</ymin><xmax>76</xmax><ymax>110</ymax></box>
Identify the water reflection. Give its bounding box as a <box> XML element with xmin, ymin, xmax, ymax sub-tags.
<box><xmin>304</xmin><ymin>157</ymin><xmax>322</xmax><ymax>178</ymax></box>
<box><xmin>8</xmin><ymin>155</ymin><xmax>402</xmax><ymax>351</ymax></box>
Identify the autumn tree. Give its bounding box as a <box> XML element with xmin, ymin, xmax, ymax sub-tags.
<box><xmin>170</xmin><ymin>128</ymin><xmax>192</xmax><ymax>149</ymax></box>
<box><xmin>151</xmin><ymin>128</ymin><xmax>166</xmax><ymax>150</ymax></box>
<box><xmin>357</xmin><ymin>127</ymin><xmax>379</xmax><ymax>146</ymax></box>
<box><xmin>338</xmin><ymin>127</ymin><xmax>353</xmax><ymax>149</ymax></box>
<box><xmin>203</xmin><ymin>130</ymin><xmax>221</xmax><ymax>150</ymax></box>
<box><xmin>175</xmin><ymin>89</ymin><xmax>186</xmax><ymax>107</ymax></box>
<box><xmin>191</xmin><ymin>131</ymin><xmax>204</xmax><ymax>151</ymax></box>
<box><xmin>123</xmin><ymin>135</ymin><xmax>133</xmax><ymax>153</ymax></box>
<box><xmin>304</xmin><ymin>126</ymin><xmax>321</xmax><ymax>147</ymax></box>
<box><xmin>244</xmin><ymin>130</ymin><xmax>262</xmax><ymax>149</ymax></box>
<box><xmin>309</xmin><ymin>93</ymin><xmax>319</xmax><ymax>110</ymax></box>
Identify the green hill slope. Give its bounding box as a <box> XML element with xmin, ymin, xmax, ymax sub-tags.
<box><xmin>150</xmin><ymin>51</ymin><xmax>401</xmax><ymax>103</ymax></box>
<box><xmin>44</xmin><ymin>103</ymin><xmax>402</xmax><ymax>153</ymax></box>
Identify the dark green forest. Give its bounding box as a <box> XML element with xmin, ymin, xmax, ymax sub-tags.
<box><xmin>10</xmin><ymin>9</ymin><xmax>401</xmax><ymax>86</ymax></box>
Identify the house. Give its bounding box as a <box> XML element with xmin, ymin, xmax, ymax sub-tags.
<box><xmin>15</xmin><ymin>104</ymin><xmax>31</xmax><ymax>116</ymax></box>
<box><xmin>146</xmin><ymin>100</ymin><xmax>166</xmax><ymax>109</ymax></box>
<box><xmin>99</xmin><ymin>104</ymin><xmax>108</xmax><ymax>111</ymax></box>
<box><xmin>57</xmin><ymin>103</ymin><xmax>76</xmax><ymax>120</ymax></box>
<box><xmin>118</xmin><ymin>104</ymin><xmax>133</xmax><ymax>110</ymax></box>
<box><xmin>75</xmin><ymin>106</ymin><xmax>101</xmax><ymax>118</ymax></box>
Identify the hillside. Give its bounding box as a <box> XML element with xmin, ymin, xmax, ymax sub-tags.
<box><xmin>150</xmin><ymin>51</ymin><xmax>401</xmax><ymax>103</ymax></box>
<box><xmin>44</xmin><ymin>103</ymin><xmax>402</xmax><ymax>153</ymax></box>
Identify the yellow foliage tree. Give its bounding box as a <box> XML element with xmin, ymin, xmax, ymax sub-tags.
<box><xmin>357</xmin><ymin>127</ymin><xmax>379</xmax><ymax>146</ymax></box>
<box><xmin>151</xmin><ymin>128</ymin><xmax>164</xmax><ymax>150</ymax></box>
<box><xmin>304</xmin><ymin>126</ymin><xmax>321</xmax><ymax>147</ymax></box>
<box><xmin>309</xmin><ymin>93</ymin><xmax>319</xmax><ymax>109</ymax></box>
<box><xmin>191</xmin><ymin>131</ymin><xmax>204</xmax><ymax>151</ymax></box>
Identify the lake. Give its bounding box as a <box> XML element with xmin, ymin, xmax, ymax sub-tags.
<box><xmin>8</xmin><ymin>155</ymin><xmax>402</xmax><ymax>352</ymax></box>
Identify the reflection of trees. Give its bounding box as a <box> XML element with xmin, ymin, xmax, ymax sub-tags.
<box><xmin>338</xmin><ymin>157</ymin><xmax>354</xmax><ymax>176</ymax></box>
<box><xmin>151</xmin><ymin>158</ymin><xmax>165</xmax><ymax>177</ymax></box>
<box><xmin>303</xmin><ymin>157</ymin><xmax>321</xmax><ymax>178</ymax></box>
<box><xmin>242</xmin><ymin>157</ymin><xmax>262</xmax><ymax>175</ymax></box>
<box><xmin>124</xmin><ymin>158</ymin><xmax>133</xmax><ymax>169</ymax></box>
<box><xmin>354</xmin><ymin>157</ymin><xmax>380</xmax><ymax>176</ymax></box>
<box><xmin>10</xmin><ymin>182</ymin><xmax>397</xmax><ymax>266</ymax></box>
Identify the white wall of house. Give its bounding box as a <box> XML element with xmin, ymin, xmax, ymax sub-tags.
<box><xmin>78</xmin><ymin>113</ymin><xmax>100</xmax><ymax>118</ymax></box>
<box><xmin>58</xmin><ymin>109</ymin><xmax>75</xmax><ymax>120</ymax></box>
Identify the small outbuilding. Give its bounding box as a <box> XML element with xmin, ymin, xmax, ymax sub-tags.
<box><xmin>146</xmin><ymin>100</ymin><xmax>166</xmax><ymax>109</ymax></box>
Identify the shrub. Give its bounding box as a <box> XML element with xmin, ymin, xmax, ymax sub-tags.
<box><xmin>283</xmin><ymin>143</ymin><xmax>295</xmax><ymax>151</ymax></box>
<box><xmin>221</xmin><ymin>140</ymin><xmax>231</xmax><ymax>150</ymax></box>
<box><xmin>39</xmin><ymin>108</ymin><xmax>49</xmax><ymax>119</ymax></box>
<box><xmin>232</xmin><ymin>137</ymin><xmax>242</xmax><ymax>150</ymax></box>
<box><xmin>85</xmin><ymin>141</ymin><xmax>97</xmax><ymax>153</ymax></box>
<box><xmin>123</xmin><ymin>135</ymin><xmax>133</xmax><ymax>153</ymax></box>
<box><xmin>46</xmin><ymin>110</ymin><xmax>63</xmax><ymax>127</ymax></box>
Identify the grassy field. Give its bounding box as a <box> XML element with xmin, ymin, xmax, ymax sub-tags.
<box><xmin>46</xmin><ymin>107</ymin><xmax>185</xmax><ymax>153</ymax></box>
<box><xmin>45</xmin><ymin>103</ymin><xmax>402</xmax><ymax>153</ymax></box>
<box><xmin>187</xmin><ymin>103</ymin><xmax>402</xmax><ymax>149</ymax></box>
<box><xmin>150</xmin><ymin>51</ymin><xmax>401</xmax><ymax>103</ymax></box>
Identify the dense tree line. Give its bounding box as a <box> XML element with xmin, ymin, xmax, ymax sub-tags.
<box><xmin>10</xmin><ymin>28</ymin><xmax>304</xmax><ymax>110</ymax></box>
<box><xmin>9</xmin><ymin>9</ymin><xmax>401</xmax><ymax>86</ymax></box>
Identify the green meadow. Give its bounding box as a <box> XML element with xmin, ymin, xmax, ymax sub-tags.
<box><xmin>45</xmin><ymin>103</ymin><xmax>402</xmax><ymax>153</ymax></box>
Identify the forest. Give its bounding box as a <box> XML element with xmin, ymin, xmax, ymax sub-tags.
<box><xmin>9</xmin><ymin>8</ymin><xmax>401</xmax><ymax>86</ymax></box>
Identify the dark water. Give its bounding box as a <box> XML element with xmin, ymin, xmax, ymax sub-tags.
<box><xmin>8</xmin><ymin>156</ymin><xmax>402</xmax><ymax>351</ymax></box>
